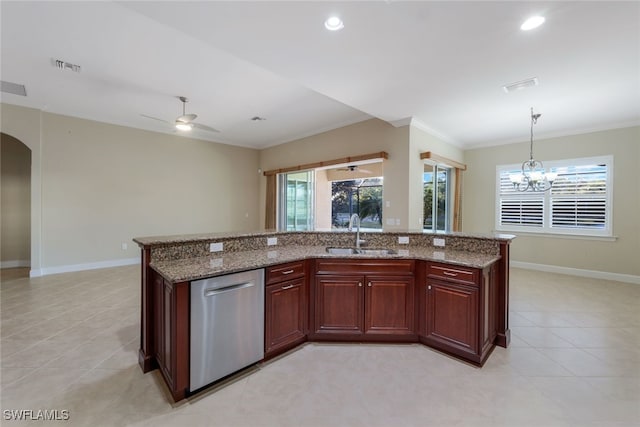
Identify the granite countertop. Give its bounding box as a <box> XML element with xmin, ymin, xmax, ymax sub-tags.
<box><xmin>134</xmin><ymin>229</ymin><xmax>516</xmax><ymax>247</ymax></box>
<box><xmin>151</xmin><ymin>245</ymin><xmax>501</xmax><ymax>283</ymax></box>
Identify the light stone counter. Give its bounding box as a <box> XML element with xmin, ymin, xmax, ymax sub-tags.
<box><xmin>150</xmin><ymin>245</ymin><xmax>501</xmax><ymax>283</ymax></box>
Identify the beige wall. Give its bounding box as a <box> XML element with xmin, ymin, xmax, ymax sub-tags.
<box><xmin>1</xmin><ymin>133</ymin><xmax>31</xmax><ymax>266</ymax></box>
<box><xmin>463</xmin><ymin>126</ymin><xmax>640</xmax><ymax>277</ymax></box>
<box><xmin>1</xmin><ymin>104</ymin><xmax>260</xmax><ymax>273</ymax></box>
<box><xmin>259</xmin><ymin>119</ymin><xmax>410</xmax><ymax>231</ymax></box>
<box><xmin>314</xmin><ymin>169</ymin><xmax>332</xmax><ymax>229</ymax></box>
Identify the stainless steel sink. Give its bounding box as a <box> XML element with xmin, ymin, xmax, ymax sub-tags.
<box><xmin>326</xmin><ymin>247</ymin><xmax>397</xmax><ymax>256</ymax></box>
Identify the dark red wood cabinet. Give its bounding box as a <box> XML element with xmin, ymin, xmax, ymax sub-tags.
<box><xmin>420</xmin><ymin>261</ymin><xmax>497</xmax><ymax>365</ymax></box>
<box><xmin>264</xmin><ymin>261</ymin><xmax>308</xmax><ymax>358</ymax></box>
<box><xmin>312</xmin><ymin>259</ymin><xmax>416</xmax><ymax>341</ymax></box>
<box><xmin>151</xmin><ymin>271</ymin><xmax>189</xmax><ymax>401</ymax></box>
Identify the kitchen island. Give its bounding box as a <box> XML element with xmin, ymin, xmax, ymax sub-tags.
<box><xmin>134</xmin><ymin>230</ymin><xmax>514</xmax><ymax>401</ymax></box>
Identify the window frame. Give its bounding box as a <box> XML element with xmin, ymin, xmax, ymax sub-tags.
<box><xmin>495</xmin><ymin>155</ymin><xmax>613</xmax><ymax>237</ymax></box>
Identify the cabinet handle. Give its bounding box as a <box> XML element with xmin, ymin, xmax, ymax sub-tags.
<box><xmin>281</xmin><ymin>284</ymin><xmax>294</xmax><ymax>290</ymax></box>
<box><xmin>368</xmin><ymin>282</ymin><xmax>372</xmax><ymax>287</ymax></box>
<box><xmin>358</xmin><ymin>282</ymin><xmax>363</xmax><ymax>287</ymax></box>
<box><xmin>443</xmin><ymin>271</ymin><xmax>458</xmax><ymax>277</ymax></box>
<box><xmin>281</xmin><ymin>269</ymin><xmax>295</xmax><ymax>275</ymax></box>
<box><xmin>428</xmin><ymin>285</ymin><xmax>432</xmax><ymax>290</ymax></box>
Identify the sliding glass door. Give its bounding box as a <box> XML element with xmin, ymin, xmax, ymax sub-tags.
<box><xmin>278</xmin><ymin>171</ymin><xmax>314</xmax><ymax>231</ymax></box>
<box><xmin>423</xmin><ymin>164</ymin><xmax>450</xmax><ymax>232</ymax></box>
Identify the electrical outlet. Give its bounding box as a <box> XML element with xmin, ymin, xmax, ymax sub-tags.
<box><xmin>121</xmin><ymin>243</ymin><xmax>127</xmax><ymax>250</ymax></box>
<box><xmin>433</xmin><ymin>238</ymin><xmax>445</xmax><ymax>247</ymax></box>
<box><xmin>398</xmin><ymin>236</ymin><xmax>409</xmax><ymax>244</ymax></box>
<box><xmin>209</xmin><ymin>258</ymin><xmax>223</xmax><ymax>268</ymax></box>
<box><xmin>209</xmin><ymin>242</ymin><xmax>223</xmax><ymax>252</ymax></box>
<box><xmin>386</xmin><ymin>218</ymin><xmax>395</xmax><ymax>225</ymax></box>
<box><xmin>395</xmin><ymin>219</ymin><xmax>400</xmax><ymax>226</ymax></box>
<box><xmin>267</xmin><ymin>237</ymin><xmax>278</xmax><ymax>246</ymax></box>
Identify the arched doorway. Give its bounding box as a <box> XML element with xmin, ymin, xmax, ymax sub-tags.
<box><xmin>1</xmin><ymin>133</ymin><xmax>31</xmax><ymax>280</ymax></box>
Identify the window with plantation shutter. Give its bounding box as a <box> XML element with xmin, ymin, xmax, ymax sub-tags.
<box><xmin>496</xmin><ymin>156</ymin><xmax>612</xmax><ymax>237</ymax></box>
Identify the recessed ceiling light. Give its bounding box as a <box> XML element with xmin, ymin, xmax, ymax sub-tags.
<box><xmin>521</xmin><ymin>16</ymin><xmax>545</xmax><ymax>31</ymax></box>
<box><xmin>324</xmin><ymin>16</ymin><xmax>344</xmax><ymax>31</ymax></box>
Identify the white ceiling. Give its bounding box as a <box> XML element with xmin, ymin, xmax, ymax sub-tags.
<box><xmin>1</xmin><ymin>1</ymin><xmax>638</xmax><ymax>149</ymax></box>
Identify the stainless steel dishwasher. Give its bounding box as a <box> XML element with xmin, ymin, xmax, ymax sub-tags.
<box><xmin>190</xmin><ymin>268</ymin><xmax>264</xmax><ymax>391</ymax></box>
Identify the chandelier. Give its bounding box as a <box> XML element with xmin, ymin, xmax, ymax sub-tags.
<box><xmin>509</xmin><ymin>108</ymin><xmax>556</xmax><ymax>192</ymax></box>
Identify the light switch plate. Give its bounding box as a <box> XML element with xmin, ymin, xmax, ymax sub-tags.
<box><xmin>267</xmin><ymin>237</ymin><xmax>278</xmax><ymax>246</ymax></box>
<box><xmin>433</xmin><ymin>238</ymin><xmax>445</xmax><ymax>247</ymax></box>
<box><xmin>209</xmin><ymin>242</ymin><xmax>223</xmax><ymax>252</ymax></box>
<box><xmin>398</xmin><ymin>236</ymin><xmax>409</xmax><ymax>244</ymax></box>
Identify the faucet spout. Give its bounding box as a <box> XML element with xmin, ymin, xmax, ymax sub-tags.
<box><xmin>348</xmin><ymin>214</ymin><xmax>365</xmax><ymax>249</ymax></box>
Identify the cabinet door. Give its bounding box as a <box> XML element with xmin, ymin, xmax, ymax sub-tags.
<box><xmin>315</xmin><ymin>275</ymin><xmax>364</xmax><ymax>335</ymax></box>
<box><xmin>425</xmin><ymin>280</ymin><xmax>478</xmax><ymax>356</ymax></box>
<box><xmin>153</xmin><ymin>274</ymin><xmax>172</xmax><ymax>378</ymax></box>
<box><xmin>265</xmin><ymin>278</ymin><xmax>307</xmax><ymax>355</ymax></box>
<box><xmin>364</xmin><ymin>275</ymin><xmax>414</xmax><ymax>336</ymax></box>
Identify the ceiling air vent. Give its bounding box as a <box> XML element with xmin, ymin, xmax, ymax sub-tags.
<box><xmin>502</xmin><ymin>77</ymin><xmax>538</xmax><ymax>93</ymax></box>
<box><xmin>0</xmin><ymin>80</ymin><xmax>27</xmax><ymax>96</ymax></box>
<box><xmin>53</xmin><ymin>58</ymin><xmax>81</xmax><ymax>73</ymax></box>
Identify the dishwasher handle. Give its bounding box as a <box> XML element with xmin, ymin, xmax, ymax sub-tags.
<box><xmin>204</xmin><ymin>282</ymin><xmax>254</xmax><ymax>297</ymax></box>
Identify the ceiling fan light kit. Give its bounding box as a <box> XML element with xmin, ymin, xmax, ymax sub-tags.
<box><xmin>141</xmin><ymin>96</ymin><xmax>220</xmax><ymax>134</ymax></box>
<box><xmin>175</xmin><ymin>122</ymin><xmax>193</xmax><ymax>131</ymax></box>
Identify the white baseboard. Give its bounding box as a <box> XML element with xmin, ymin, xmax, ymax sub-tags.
<box><xmin>29</xmin><ymin>257</ymin><xmax>139</xmax><ymax>277</ymax></box>
<box><xmin>511</xmin><ymin>261</ymin><xmax>640</xmax><ymax>285</ymax></box>
<box><xmin>1</xmin><ymin>260</ymin><xmax>30</xmax><ymax>268</ymax></box>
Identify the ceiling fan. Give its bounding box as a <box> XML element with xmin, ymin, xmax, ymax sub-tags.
<box><xmin>141</xmin><ymin>96</ymin><xmax>220</xmax><ymax>133</ymax></box>
<box><xmin>335</xmin><ymin>165</ymin><xmax>373</xmax><ymax>174</ymax></box>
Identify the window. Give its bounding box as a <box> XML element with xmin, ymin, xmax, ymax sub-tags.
<box><xmin>331</xmin><ymin>178</ymin><xmax>383</xmax><ymax>230</ymax></box>
<box><xmin>278</xmin><ymin>171</ymin><xmax>314</xmax><ymax>231</ymax></box>
<box><xmin>496</xmin><ymin>156</ymin><xmax>613</xmax><ymax>237</ymax></box>
<box><xmin>424</xmin><ymin>164</ymin><xmax>451</xmax><ymax>232</ymax></box>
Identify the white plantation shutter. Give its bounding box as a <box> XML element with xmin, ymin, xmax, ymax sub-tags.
<box><xmin>500</xmin><ymin>198</ymin><xmax>544</xmax><ymax>226</ymax></box>
<box><xmin>497</xmin><ymin>167</ymin><xmax>544</xmax><ymax>229</ymax></box>
<box><xmin>496</xmin><ymin>157</ymin><xmax>612</xmax><ymax>237</ymax></box>
<box><xmin>550</xmin><ymin>164</ymin><xmax>607</xmax><ymax>230</ymax></box>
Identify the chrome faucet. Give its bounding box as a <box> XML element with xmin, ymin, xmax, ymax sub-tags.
<box><xmin>348</xmin><ymin>213</ymin><xmax>366</xmax><ymax>249</ymax></box>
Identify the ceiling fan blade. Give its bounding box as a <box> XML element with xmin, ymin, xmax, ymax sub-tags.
<box><xmin>177</xmin><ymin>113</ymin><xmax>197</xmax><ymax>123</ymax></box>
<box><xmin>192</xmin><ymin>122</ymin><xmax>220</xmax><ymax>133</ymax></box>
<box><xmin>141</xmin><ymin>114</ymin><xmax>171</xmax><ymax>124</ymax></box>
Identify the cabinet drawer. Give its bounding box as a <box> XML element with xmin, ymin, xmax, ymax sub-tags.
<box><xmin>266</xmin><ymin>261</ymin><xmax>306</xmax><ymax>285</ymax></box>
<box><xmin>427</xmin><ymin>262</ymin><xmax>478</xmax><ymax>286</ymax></box>
<box><xmin>316</xmin><ymin>259</ymin><xmax>414</xmax><ymax>275</ymax></box>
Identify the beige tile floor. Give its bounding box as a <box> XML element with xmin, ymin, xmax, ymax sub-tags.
<box><xmin>1</xmin><ymin>266</ymin><xmax>638</xmax><ymax>426</ymax></box>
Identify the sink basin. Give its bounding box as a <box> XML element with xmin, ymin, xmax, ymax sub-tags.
<box><xmin>357</xmin><ymin>248</ymin><xmax>398</xmax><ymax>256</ymax></box>
<box><xmin>326</xmin><ymin>247</ymin><xmax>358</xmax><ymax>255</ymax></box>
<box><xmin>326</xmin><ymin>247</ymin><xmax>397</xmax><ymax>256</ymax></box>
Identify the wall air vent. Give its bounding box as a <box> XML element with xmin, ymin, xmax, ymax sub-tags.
<box><xmin>0</xmin><ymin>80</ymin><xmax>27</xmax><ymax>96</ymax></box>
<box><xmin>53</xmin><ymin>58</ymin><xmax>81</xmax><ymax>73</ymax></box>
<box><xmin>502</xmin><ymin>77</ymin><xmax>538</xmax><ymax>93</ymax></box>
